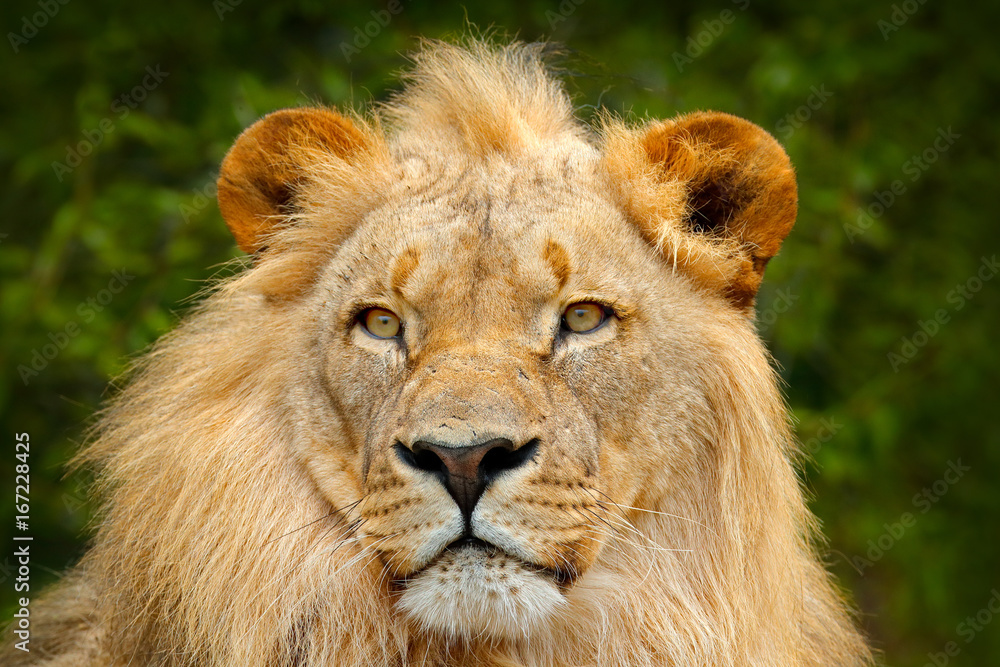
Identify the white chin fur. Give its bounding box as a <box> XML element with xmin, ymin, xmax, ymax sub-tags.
<box><xmin>397</xmin><ymin>547</ymin><xmax>565</xmax><ymax>639</ymax></box>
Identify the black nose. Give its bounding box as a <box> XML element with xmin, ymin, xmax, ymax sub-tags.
<box><xmin>395</xmin><ymin>437</ymin><xmax>539</xmax><ymax>523</ymax></box>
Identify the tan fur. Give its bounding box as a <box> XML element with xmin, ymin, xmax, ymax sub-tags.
<box><xmin>5</xmin><ymin>39</ymin><xmax>872</xmax><ymax>666</ymax></box>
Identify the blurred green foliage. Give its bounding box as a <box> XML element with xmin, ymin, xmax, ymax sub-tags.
<box><xmin>1</xmin><ymin>1</ymin><xmax>997</xmax><ymax>664</ymax></box>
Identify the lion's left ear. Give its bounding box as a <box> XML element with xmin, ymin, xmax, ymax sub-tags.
<box><xmin>605</xmin><ymin>111</ymin><xmax>797</xmax><ymax>310</ymax></box>
<box><xmin>216</xmin><ymin>107</ymin><xmax>372</xmax><ymax>255</ymax></box>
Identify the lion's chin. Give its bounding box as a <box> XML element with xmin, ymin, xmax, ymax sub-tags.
<box><xmin>396</xmin><ymin>541</ymin><xmax>567</xmax><ymax>640</ymax></box>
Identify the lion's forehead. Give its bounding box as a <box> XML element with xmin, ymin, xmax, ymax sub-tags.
<box><xmin>388</xmin><ymin>144</ymin><xmax>604</xmax><ymax>226</ymax></box>
<box><xmin>392</xmin><ymin>212</ymin><xmax>614</xmax><ymax>321</ymax></box>
<box><xmin>348</xmin><ymin>155</ymin><xmax>623</xmax><ymax>294</ymax></box>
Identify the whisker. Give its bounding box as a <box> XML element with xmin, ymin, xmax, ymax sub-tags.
<box><xmin>260</xmin><ymin>530</ymin><xmax>401</xmax><ymax>655</ymax></box>
<box><xmin>582</xmin><ymin>486</ymin><xmax>717</xmax><ymax>536</ymax></box>
<box><xmin>578</xmin><ymin>524</ymin><xmax>693</xmax><ymax>555</ymax></box>
<box><xmin>241</xmin><ymin>527</ymin><xmax>393</xmax><ymax>644</ymax></box>
<box><xmin>574</xmin><ymin>504</ymin><xmax>694</xmax><ymax>555</ymax></box>
<box><xmin>262</xmin><ymin>497</ymin><xmax>366</xmax><ymax>546</ymax></box>
<box><xmin>238</xmin><ymin>513</ymin><xmax>368</xmax><ymax>626</ymax></box>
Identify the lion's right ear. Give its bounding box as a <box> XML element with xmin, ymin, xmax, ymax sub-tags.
<box><xmin>602</xmin><ymin>112</ymin><xmax>797</xmax><ymax>311</ymax></box>
<box><xmin>216</xmin><ymin>107</ymin><xmax>371</xmax><ymax>255</ymax></box>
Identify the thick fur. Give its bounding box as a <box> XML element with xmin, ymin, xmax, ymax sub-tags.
<box><xmin>5</xmin><ymin>39</ymin><xmax>873</xmax><ymax>666</ymax></box>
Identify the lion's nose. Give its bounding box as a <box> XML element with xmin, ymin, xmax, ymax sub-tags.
<box><xmin>395</xmin><ymin>438</ymin><xmax>539</xmax><ymax>522</ymax></box>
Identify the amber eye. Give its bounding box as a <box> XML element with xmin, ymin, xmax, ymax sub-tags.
<box><xmin>562</xmin><ymin>302</ymin><xmax>609</xmax><ymax>333</ymax></box>
<box><xmin>360</xmin><ymin>308</ymin><xmax>402</xmax><ymax>339</ymax></box>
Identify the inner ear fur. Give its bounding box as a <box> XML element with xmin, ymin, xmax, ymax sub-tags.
<box><xmin>610</xmin><ymin>111</ymin><xmax>797</xmax><ymax>310</ymax></box>
<box><xmin>216</xmin><ymin>107</ymin><xmax>371</xmax><ymax>254</ymax></box>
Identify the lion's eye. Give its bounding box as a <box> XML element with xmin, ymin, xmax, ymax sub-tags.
<box><xmin>361</xmin><ymin>308</ymin><xmax>402</xmax><ymax>339</ymax></box>
<box><xmin>561</xmin><ymin>302</ymin><xmax>608</xmax><ymax>333</ymax></box>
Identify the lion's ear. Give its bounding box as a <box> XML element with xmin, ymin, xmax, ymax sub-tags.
<box><xmin>217</xmin><ymin>107</ymin><xmax>370</xmax><ymax>254</ymax></box>
<box><xmin>610</xmin><ymin>111</ymin><xmax>797</xmax><ymax>309</ymax></box>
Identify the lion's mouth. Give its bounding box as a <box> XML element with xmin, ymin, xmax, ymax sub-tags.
<box><xmin>395</xmin><ymin>535</ymin><xmax>578</xmax><ymax>592</ymax></box>
<box><xmin>446</xmin><ymin>535</ymin><xmax>495</xmax><ymax>553</ymax></box>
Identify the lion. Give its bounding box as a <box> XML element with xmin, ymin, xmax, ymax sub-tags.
<box><xmin>6</xmin><ymin>39</ymin><xmax>873</xmax><ymax>666</ymax></box>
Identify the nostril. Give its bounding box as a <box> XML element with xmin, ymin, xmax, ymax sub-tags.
<box><xmin>480</xmin><ymin>438</ymin><xmax>539</xmax><ymax>482</ymax></box>
<box><xmin>395</xmin><ymin>442</ymin><xmax>446</xmax><ymax>476</ymax></box>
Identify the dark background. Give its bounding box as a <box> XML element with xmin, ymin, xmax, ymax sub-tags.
<box><xmin>1</xmin><ymin>1</ymin><xmax>998</xmax><ymax>665</ymax></box>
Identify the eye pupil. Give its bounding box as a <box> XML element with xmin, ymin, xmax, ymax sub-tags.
<box><xmin>362</xmin><ymin>308</ymin><xmax>401</xmax><ymax>339</ymax></box>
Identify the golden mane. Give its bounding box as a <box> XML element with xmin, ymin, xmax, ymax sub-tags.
<box><xmin>384</xmin><ymin>39</ymin><xmax>584</xmax><ymax>158</ymax></box>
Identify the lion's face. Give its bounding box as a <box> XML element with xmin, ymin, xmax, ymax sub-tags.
<box><xmin>208</xmin><ymin>42</ymin><xmax>800</xmax><ymax>649</ymax></box>
<box><xmin>285</xmin><ymin>151</ymin><xmax>725</xmax><ymax>638</ymax></box>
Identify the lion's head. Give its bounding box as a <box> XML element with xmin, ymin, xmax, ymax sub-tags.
<box><xmin>16</xmin><ymin>40</ymin><xmax>872</xmax><ymax>667</ymax></box>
